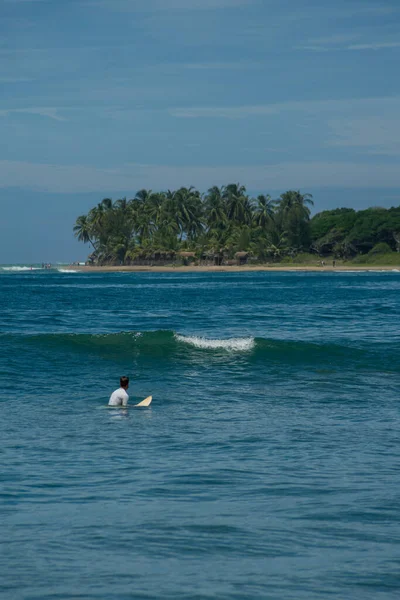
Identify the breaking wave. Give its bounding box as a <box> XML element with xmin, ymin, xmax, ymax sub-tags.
<box><xmin>175</xmin><ymin>334</ymin><xmax>255</xmax><ymax>351</ymax></box>
<box><xmin>2</xmin><ymin>329</ymin><xmax>390</xmax><ymax>370</ymax></box>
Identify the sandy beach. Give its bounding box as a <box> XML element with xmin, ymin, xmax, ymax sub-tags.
<box><xmin>64</xmin><ymin>264</ymin><xmax>399</xmax><ymax>273</ymax></box>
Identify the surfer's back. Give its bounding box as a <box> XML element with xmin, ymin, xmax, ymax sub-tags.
<box><xmin>108</xmin><ymin>376</ymin><xmax>130</xmax><ymax>406</ymax></box>
<box><xmin>108</xmin><ymin>387</ymin><xmax>129</xmax><ymax>407</ymax></box>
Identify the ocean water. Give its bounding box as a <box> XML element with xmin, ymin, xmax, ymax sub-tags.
<box><xmin>1</xmin><ymin>267</ymin><xmax>399</xmax><ymax>600</ymax></box>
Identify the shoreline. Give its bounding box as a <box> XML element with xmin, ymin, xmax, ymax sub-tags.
<box><xmin>64</xmin><ymin>264</ymin><xmax>399</xmax><ymax>273</ymax></box>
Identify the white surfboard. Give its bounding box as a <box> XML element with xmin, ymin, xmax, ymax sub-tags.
<box><xmin>135</xmin><ymin>395</ymin><xmax>152</xmax><ymax>407</ymax></box>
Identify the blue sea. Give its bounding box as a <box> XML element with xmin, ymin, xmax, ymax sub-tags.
<box><xmin>1</xmin><ymin>266</ymin><xmax>400</xmax><ymax>599</ymax></box>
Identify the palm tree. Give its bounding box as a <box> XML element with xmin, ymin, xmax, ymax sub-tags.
<box><xmin>223</xmin><ymin>183</ymin><xmax>252</xmax><ymax>225</ymax></box>
<box><xmin>277</xmin><ymin>190</ymin><xmax>313</xmax><ymax>215</ymax></box>
<box><xmin>185</xmin><ymin>192</ymin><xmax>204</xmax><ymax>241</ymax></box>
<box><xmin>254</xmin><ymin>194</ymin><xmax>276</xmax><ymax>228</ymax></box>
<box><xmin>73</xmin><ymin>215</ymin><xmax>96</xmax><ymax>249</ymax></box>
<box><xmin>173</xmin><ymin>186</ymin><xmax>203</xmax><ymax>241</ymax></box>
<box><xmin>127</xmin><ymin>192</ymin><xmax>151</xmax><ymax>243</ymax></box>
<box><xmin>276</xmin><ymin>191</ymin><xmax>314</xmax><ymax>251</ymax></box>
<box><xmin>204</xmin><ymin>186</ymin><xmax>227</xmax><ymax>232</ymax></box>
<box><xmin>88</xmin><ymin>202</ymin><xmax>107</xmax><ymax>234</ymax></box>
<box><xmin>224</xmin><ymin>183</ymin><xmax>246</xmax><ymax>199</ymax></box>
<box><xmin>146</xmin><ymin>192</ymin><xmax>165</xmax><ymax>232</ymax></box>
<box><xmin>134</xmin><ymin>189</ymin><xmax>153</xmax><ymax>205</ymax></box>
<box><xmin>114</xmin><ymin>197</ymin><xmax>128</xmax><ymax>211</ymax></box>
<box><xmin>100</xmin><ymin>197</ymin><xmax>113</xmax><ymax>210</ymax></box>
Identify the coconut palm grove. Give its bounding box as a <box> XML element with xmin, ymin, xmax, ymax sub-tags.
<box><xmin>73</xmin><ymin>185</ymin><xmax>400</xmax><ymax>265</ymax></box>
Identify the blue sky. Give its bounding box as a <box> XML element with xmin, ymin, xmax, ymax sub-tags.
<box><xmin>1</xmin><ymin>0</ymin><xmax>400</xmax><ymax>262</ymax></box>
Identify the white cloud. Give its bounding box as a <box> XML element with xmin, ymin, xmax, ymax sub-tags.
<box><xmin>300</xmin><ymin>40</ymin><xmax>400</xmax><ymax>53</ymax></box>
<box><xmin>169</xmin><ymin>96</ymin><xmax>400</xmax><ymax>119</ymax></box>
<box><xmin>1</xmin><ymin>159</ymin><xmax>399</xmax><ymax>194</ymax></box>
<box><xmin>347</xmin><ymin>42</ymin><xmax>400</xmax><ymax>51</ymax></box>
<box><xmin>0</xmin><ymin>107</ymin><xmax>66</xmax><ymax>121</ymax></box>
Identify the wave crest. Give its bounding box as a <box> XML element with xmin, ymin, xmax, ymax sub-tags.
<box><xmin>175</xmin><ymin>333</ymin><xmax>255</xmax><ymax>351</ymax></box>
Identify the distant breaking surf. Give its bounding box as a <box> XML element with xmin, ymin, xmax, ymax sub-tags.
<box><xmin>1</xmin><ymin>266</ymin><xmax>41</xmax><ymax>271</ymax></box>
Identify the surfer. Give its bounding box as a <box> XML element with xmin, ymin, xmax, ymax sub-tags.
<box><xmin>108</xmin><ymin>376</ymin><xmax>130</xmax><ymax>407</ymax></box>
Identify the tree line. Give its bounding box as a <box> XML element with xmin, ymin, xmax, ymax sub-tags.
<box><xmin>73</xmin><ymin>184</ymin><xmax>400</xmax><ymax>264</ymax></box>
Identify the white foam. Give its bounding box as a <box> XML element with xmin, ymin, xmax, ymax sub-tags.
<box><xmin>57</xmin><ymin>269</ymin><xmax>78</xmax><ymax>273</ymax></box>
<box><xmin>175</xmin><ymin>333</ymin><xmax>255</xmax><ymax>351</ymax></box>
<box><xmin>1</xmin><ymin>266</ymin><xmax>41</xmax><ymax>271</ymax></box>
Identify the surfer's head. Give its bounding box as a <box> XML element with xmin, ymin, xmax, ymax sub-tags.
<box><xmin>120</xmin><ymin>376</ymin><xmax>129</xmax><ymax>389</ymax></box>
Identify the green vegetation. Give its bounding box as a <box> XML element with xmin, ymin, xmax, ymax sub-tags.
<box><xmin>73</xmin><ymin>185</ymin><xmax>400</xmax><ymax>265</ymax></box>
